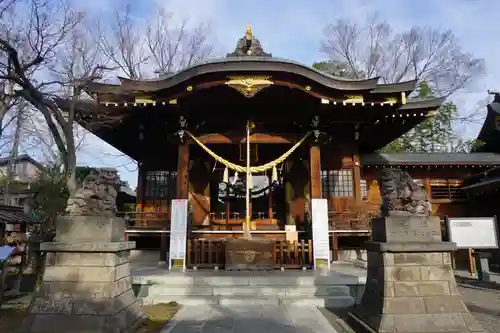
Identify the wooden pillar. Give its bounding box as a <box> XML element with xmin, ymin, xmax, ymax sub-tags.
<box><xmin>352</xmin><ymin>153</ymin><xmax>362</xmax><ymax>204</ymax></box>
<box><xmin>424</xmin><ymin>177</ymin><xmax>432</xmax><ymax>201</ymax></box>
<box><xmin>225</xmin><ymin>185</ymin><xmax>230</xmax><ymax>223</ymax></box>
<box><xmin>136</xmin><ymin>163</ymin><xmax>146</xmax><ymax>212</ymax></box>
<box><xmin>268</xmin><ymin>171</ymin><xmax>273</xmax><ymax>222</ymax></box>
<box><xmin>161</xmin><ymin>141</ymin><xmax>189</xmax><ymax>263</ymax></box>
<box><xmin>331</xmin><ymin>232</ymin><xmax>339</xmax><ymax>261</ymax></box>
<box><xmin>309</xmin><ymin>144</ymin><xmax>322</xmax><ymax>199</ymax></box>
<box><xmin>176</xmin><ymin>141</ymin><xmax>190</xmax><ymax>199</ymax></box>
<box><xmin>135</xmin><ymin>162</ymin><xmax>146</xmax><ymax>229</ymax></box>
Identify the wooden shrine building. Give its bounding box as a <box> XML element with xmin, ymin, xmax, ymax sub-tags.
<box><xmin>62</xmin><ymin>27</ymin><xmax>500</xmax><ymax>266</ymax></box>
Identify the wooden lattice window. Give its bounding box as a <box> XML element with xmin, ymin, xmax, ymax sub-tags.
<box><xmin>360</xmin><ymin>179</ymin><xmax>368</xmax><ymax>199</ymax></box>
<box><xmin>321</xmin><ymin>169</ymin><xmax>353</xmax><ymax>197</ymax></box>
<box><xmin>430</xmin><ymin>179</ymin><xmax>466</xmax><ymax>200</ymax></box>
<box><xmin>144</xmin><ymin>171</ymin><xmax>177</xmax><ymax>199</ymax></box>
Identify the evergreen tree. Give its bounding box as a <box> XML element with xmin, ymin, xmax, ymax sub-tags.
<box><xmin>379</xmin><ymin>81</ymin><xmax>469</xmax><ymax>153</ymax></box>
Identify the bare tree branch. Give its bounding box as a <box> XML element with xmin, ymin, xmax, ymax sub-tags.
<box><xmin>145</xmin><ymin>8</ymin><xmax>213</xmax><ymax>74</ymax></box>
<box><xmin>95</xmin><ymin>4</ymin><xmax>148</xmax><ymax>80</ymax></box>
<box><xmin>0</xmin><ymin>0</ymin><xmax>110</xmax><ymax>195</ymax></box>
<box><xmin>95</xmin><ymin>3</ymin><xmax>214</xmax><ymax>80</ymax></box>
<box><xmin>321</xmin><ymin>15</ymin><xmax>485</xmax><ymax>96</ymax></box>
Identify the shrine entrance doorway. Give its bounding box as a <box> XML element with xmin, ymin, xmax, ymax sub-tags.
<box><xmin>209</xmin><ymin>168</ymin><xmax>286</xmax><ymax>230</ymax></box>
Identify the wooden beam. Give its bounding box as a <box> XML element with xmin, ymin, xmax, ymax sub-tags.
<box><xmin>309</xmin><ymin>144</ymin><xmax>322</xmax><ymax>199</ymax></box>
<box><xmin>191</xmin><ymin>133</ymin><xmax>298</xmax><ymax>144</ymax></box>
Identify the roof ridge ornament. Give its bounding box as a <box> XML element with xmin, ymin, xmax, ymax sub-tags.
<box><xmin>226</xmin><ymin>25</ymin><xmax>272</xmax><ymax>58</ymax></box>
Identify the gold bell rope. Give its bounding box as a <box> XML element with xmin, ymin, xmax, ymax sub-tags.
<box><xmin>185</xmin><ymin>131</ymin><xmax>312</xmax><ymax>173</ymax></box>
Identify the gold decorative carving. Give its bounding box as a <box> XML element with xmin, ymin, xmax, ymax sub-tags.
<box><xmin>225</xmin><ymin>76</ymin><xmax>273</xmax><ymax>98</ymax></box>
<box><xmin>344</xmin><ymin>95</ymin><xmax>364</xmax><ymax>104</ymax></box>
<box><xmin>245</xmin><ymin>25</ymin><xmax>252</xmax><ymax>41</ymax></box>
<box><xmin>135</xmin><ymin>96</ymin><xmax>154</xmax><ymax>104</ymax></box>
<box><xmin>384</xmin><ymin>97</ymin><xmax>398</xmax><ymax>104</ymax></box>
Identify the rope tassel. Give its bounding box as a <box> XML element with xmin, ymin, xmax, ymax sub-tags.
<box><xmin>223</xmin><ymin>167</ymin><xmax>229</xmax><ymax>183</ymax></box>
<box><xmin>271</xmin><ymin>165</ymin><xmax>278</xmax><ymax>183</ymax></box>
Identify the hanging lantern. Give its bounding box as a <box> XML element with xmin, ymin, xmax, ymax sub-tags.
<box><xmin>271</xmin><ymin>165</ymin><xmax>278</xmax><ymax>183</ymax></box>
<box><xmin>223</xmin><ymin>167</ymin><xmax>229</xmax><ymax>183</ymax></box>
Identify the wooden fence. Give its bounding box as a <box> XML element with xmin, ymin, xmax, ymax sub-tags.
<box><xmin>186</xmin><ymin>239</ymin><xmax>314</xmax><ymax>270</ymax></box>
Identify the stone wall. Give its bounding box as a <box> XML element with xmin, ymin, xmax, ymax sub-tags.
<box><xmin>16</xmin><ymin>215</ymin><xmax>145</xmax><ymax>333</ymax></box>
<box><xmin>349</xmin><ymin>215</ymin><xmax>484</xmax><ymax>333</ymax></box>
<box><xmin>359</xmin><ymin>251</ymin><xmax>481</xmax><ymax>332</ymax></box>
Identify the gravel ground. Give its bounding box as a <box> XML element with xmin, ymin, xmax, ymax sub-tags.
<box><xmin>320</xmin><ymin>277</ymin><xmax>500</xmax><ymax>333</ymax></box>
<box><xmin>456</xmin><ymin>277</ymin><xmax>500</xmax><ymax>333</ymax></box>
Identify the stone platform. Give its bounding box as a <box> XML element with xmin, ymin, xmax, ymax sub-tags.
<box><xmin>348</xmin><ymin>215</ymin><xmax>485</xmax><ymax>333</ymax></box>
<box><xmin>132</xmin><ymin>265</ymin><xmax>366</xmax><ymax>308</ymax></box>
<box><xmin>16</xmin><ymin>215</ymin><xmax>145</xmax><ymax>333</ymax></box>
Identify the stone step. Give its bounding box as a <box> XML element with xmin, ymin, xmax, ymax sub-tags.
<box><xmin>147</xmin><ymin>284</ymin><xmax>351</xmax><ymax>297</ymax></box>
<box><xmin>142</xmin><ymin>295</ymin><xmax>280</xmax><ymax>306</ymax></box>
<box><xmin>133</xmin><ymin>274</ymin><xmax>363</xmax><ymax>286</ymax></box>
<box><xmin>141</xmin><ymin>295</ymin><xmax>355</xmax><ymax>308</ymax></box>
<box><xmin>280</xmin><ymin>296</ymin><xmax>355</xmax><ymax>308</ymax></box>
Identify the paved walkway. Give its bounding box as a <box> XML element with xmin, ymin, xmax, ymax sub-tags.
<box><xmin>162</xmin><ymin>305</ymin><xmax>339</xmax><ymax>333</ymax></box>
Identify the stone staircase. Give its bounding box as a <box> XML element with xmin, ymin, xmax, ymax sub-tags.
<box><xmin>133</xmin><ymin>271</ymin><xmax>365</xmax><ymax>308</ymax></box>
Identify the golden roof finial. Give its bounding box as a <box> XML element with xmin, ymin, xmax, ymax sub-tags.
<box><xmin>245</xmin><ymin>25</ymin><xmax>252</xmax><ymax>41</ymax></box>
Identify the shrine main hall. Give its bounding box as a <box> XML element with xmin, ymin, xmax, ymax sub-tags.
<box><xmin>62</xmin><ymin>27</ymin><xmax>500</xmax><ymax>268</ymax></box>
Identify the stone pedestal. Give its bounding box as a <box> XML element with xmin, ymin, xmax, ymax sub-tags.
<box><xmin>225</xmin><ymin>238</ymin><xmax>275</xmax><ymax>271</ymax></box>
<box><xmin>348</xmin><ymin>215</ymin><xmax>484</xmax><ymax>333</ymax></box>
<box><xmin>16</xmin><ymin>216</ymin><xmax>146</xmax><ymax>333</ymax></box>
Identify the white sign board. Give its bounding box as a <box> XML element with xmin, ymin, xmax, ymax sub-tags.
<box><xmin>447</xmin><ymin>217</ymin><xmax>499</xmax><ymax>249</ymax></box>
<box><xmin>169</xmin><ymin>199</ymin><xmax>188</xmax><ymax>270</ymax></box>
<box><xmin>311</xmin><ymin>198</ymin><xmax>331</xmax><ymax>270</ymax></box>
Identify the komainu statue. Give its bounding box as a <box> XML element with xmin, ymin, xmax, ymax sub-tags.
<box><xmin>377</xmin><ymin>168</ymin><xmax>431</xmax><ymax>216</ymax></box>
<box><xmin>66</xmin><ymin>168</ymin><xmax>120</xmax><ymax>217</ymax></box>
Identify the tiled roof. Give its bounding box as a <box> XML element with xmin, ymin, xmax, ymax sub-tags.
<box><xmin>360</xmin><ymin>153</ymin><xmax>500</xmax><ymax>166</ymax></box>
<box><xmin>0</xmin><ymin>154</ymin><xmax>42</xmax><ymax>169</ymax></box>
<box><xmin>0</xmin><ymin>205</ymin><xmax>36</xmax><ymax>224</ymax></box>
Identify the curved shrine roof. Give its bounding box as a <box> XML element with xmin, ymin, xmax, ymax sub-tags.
<box><xmin>87</xmin><ymin>26</ymin><xmax>418</xmax><ymax>97</ymax></box>
<box><xmin>87</xmin><ymin>56</ymin><xmax>417</xmax><ymax>96</ymax></box>
<box><xmin>477</xmin><ymin>93</ymin><xmax>500</xmax><ymax>152</ymax></box>
<box><xmin>65</xmin><ymin>27</ymin><xmax>447</xmax><ymax>158</ymax></box>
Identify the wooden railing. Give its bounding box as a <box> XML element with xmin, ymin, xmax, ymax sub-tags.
<box><xmin>118</xmin><ymin>211</ymin><xmax>169</xmax><ymax>229</ymax></box>
<box><xmin>186</xmin><ymin>239</ymin><xmax>313</xmax><ymax>269</ymax></box>
<box><xmin>430</xmin><ymin>179</ymin><xmax>467</xmax><ymax>201</ymax></box>
<box><xmin>328</xmin><ymin>211</ymin><xmax>374</xmax><ymax>231</ymax></box>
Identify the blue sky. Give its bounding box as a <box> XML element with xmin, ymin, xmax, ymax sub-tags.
<box><xmin>75</xmin><ymin>0</ymin><xmax>500</xmax><ymax>188</ymax></box>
